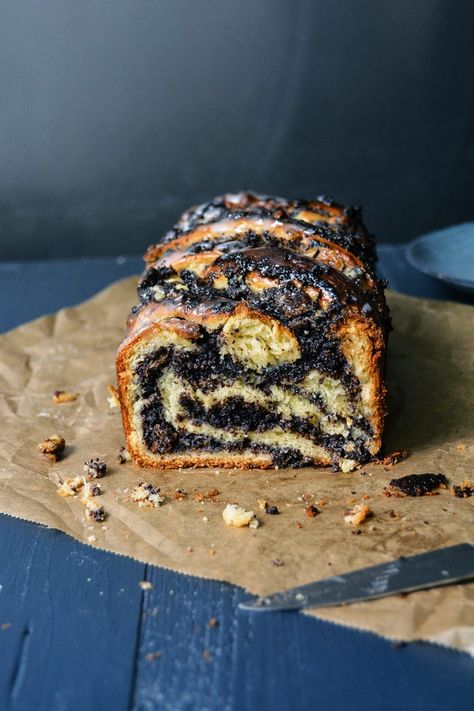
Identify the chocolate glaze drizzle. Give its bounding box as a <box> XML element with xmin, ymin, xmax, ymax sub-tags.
<box><xmin>122</xmin><ymin>190</ymin><xmax>388</xmax><ymax>467</ymax></box>
<box><xmin>160</xmin><ymin>191</ymin><xmax>376</xmax><ymax>268</ymax></box>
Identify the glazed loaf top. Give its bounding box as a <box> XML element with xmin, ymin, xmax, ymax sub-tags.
<box><xmin>131</xmin><ymin>191</ymin><xmax>389</xmax><ymax>343</ymax></box>
<box><xmin>116</xmin><ymin>191</ymin><xmax>389</xmax><ymax>470</ymax></box>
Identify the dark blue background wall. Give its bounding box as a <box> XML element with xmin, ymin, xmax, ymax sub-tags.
<box><xmin>1</xmin><ymin>0</ymin><xmax>473</xmax><ymax>259</ymax></box>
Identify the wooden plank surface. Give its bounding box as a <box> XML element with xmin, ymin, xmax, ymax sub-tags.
<box><xmin>0</xmin><ymin>250</ymin><xmax>473</xmax><ymax>711</ymax></box>
<box><xmin>0</xmin><ymin>516</ymin><xmax>145</xmax><ymax>711</ymax></box>
<box><xmin>1</xmin><ymin>514</ymin><xmax>473</xmax><ymax>711</ymax></box>
<box><xmin>133</xmin><ymin>566</ymin><xmax>474</xmax><ymax>711</ymax></box>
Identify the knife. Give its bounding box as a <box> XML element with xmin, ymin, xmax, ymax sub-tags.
<box><xmin>239</xmin><ymin>543</ymin><xmax>474</xmax><ymax>612</ymax></box>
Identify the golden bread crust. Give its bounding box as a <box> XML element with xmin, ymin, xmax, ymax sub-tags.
<box><xmin>117</xmin><ymin>191</ymin><xmax>388</xmax><ymax>471</ymax></box>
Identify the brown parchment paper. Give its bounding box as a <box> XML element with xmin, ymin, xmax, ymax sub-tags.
<box><xmin>0</xmin><ymin>278</ymin><xmax>473</xmax><ymax>654</ymax></box>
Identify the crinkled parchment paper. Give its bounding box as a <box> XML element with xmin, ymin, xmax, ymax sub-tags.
<box><xmin>0</xmin><ymin>278</ymin><xmax>473</xmax><ymax>653</ymax></box>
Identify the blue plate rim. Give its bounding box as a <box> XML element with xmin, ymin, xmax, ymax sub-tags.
<box><xmin>406</xmin><ymin>224</ymin><xmax>474</xmax><ymax>290</ymax></box>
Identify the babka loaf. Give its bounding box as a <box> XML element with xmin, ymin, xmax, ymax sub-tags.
<box><xmin>116</xmin><ymin>191</ymin><xmax>389</xmax><ymax>471</ymax></box>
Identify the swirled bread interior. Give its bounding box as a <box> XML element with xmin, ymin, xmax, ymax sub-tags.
<box><xmin>117</xmin><ymin>192</ymin><xmax>388</xmax><ymax>471</ymax></box>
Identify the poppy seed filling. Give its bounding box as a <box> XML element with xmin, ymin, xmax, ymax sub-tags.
<box><xmin>117</xmin><ymin>191</ymin><xmax>387</xmax><ymax>470</ymax></box>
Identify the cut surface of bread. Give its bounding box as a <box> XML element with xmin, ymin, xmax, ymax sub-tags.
<box><xmin>117</xmin><ymin>192</ymin><xmax>389</xmax><ymax>471</ymax></box>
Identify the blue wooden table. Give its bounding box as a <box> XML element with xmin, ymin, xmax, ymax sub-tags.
<box><xmin>0</xmin><ymin>247</ymin><xmax>473</xmax><ymax>711</ymax></box>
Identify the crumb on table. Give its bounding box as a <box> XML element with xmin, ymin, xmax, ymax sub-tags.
<box><xmin>222</xmin><ymin>504</ymin><xmax>259</xmax><ymax>528</ymax></box>
<box><xmin>344</xmin><ymin>503</ymin><xmax>373</xmax><ymax>526</ymax></box>
<box><xmin>107</xmin><ymin>384</ymin><xmax>120</xmax><ymax>408</ymax></box>
<box><xmin>84</xmin><ymin>458</ymin><xmax>107</xmax><ymax>478</ymax></box>
<box><xmin>85</xmin><ymin>499</ymin><xmax>106</xmax><ymax>523</ymax></box>
<box><xmin>52</xmin><ymin>390</ymin><xmax>78</xmax><ymax>404</ymax></box>
<box><xmin>80</xmin><ymin>481</ymin><xmax>102</xmax><ymax>501</ymax></box>
<box><xmin>117</xmin><ymin>446</ymin><xmax>132</xmax><ymax>464</ymax></box>
<box><xmin>139</xmin><ymin>581</ymin><xmax>154</xmax><ymax>590</ymax></box>
<box><xmin>131</xmin><ymin>482</ymin><xmax>165</xmax><ymax>508</ymax></box>
<box><xmin>258</xmin><ymin>499</ymin><xmax>280</xmax><ymax>514</ymax></box>
<box><xmin>194</xmin><ymin>488</ymin><xmax>220</xmax><ymax>502</ymax></box>
<box><xmin>57</xmin><ymin>476</ymin><xmax>85</xmax><ymax>497</ymax></box>
<box><xmin>386</xmin><ymin>473</ymin><xmax>448</xmax><ymax>497</ymax></box>
<box><xmin>264</xmin><ymin>503</ymin><xmax>279</xmax><ymax>515</ymax></box>
<box><xmin>451</xmin><ymin>480</ymin><xmax>474</xmax><ymax>498</ymax></box>
<box><xmin>38</xmin><ymin>435</ymin><xmax>65</xmax><ymax>462</ymax></box>
<box><xmin>375</xmin><ymin>450</ymin><xmax>409</xmax><ymax>466</ymax></box>
<box><xmin>145</xmin><ymin>651</ymin><xmax>162</xmax><ymax>661</ymax></box>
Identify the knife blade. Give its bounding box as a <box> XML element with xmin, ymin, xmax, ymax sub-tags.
<box><xmin>239</xmin><ymin>543</ymin><xmax>474</xmax><ymax>612</ymax></box>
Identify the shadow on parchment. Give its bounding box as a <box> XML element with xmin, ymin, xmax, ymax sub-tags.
<box><xmin>382</xmin><ymin>303</ymin><xmax>474</xmax><ymax>454</ymax></box>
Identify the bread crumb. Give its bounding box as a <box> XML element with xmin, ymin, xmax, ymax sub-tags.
<box><xmin>107</xmin><ymin>383</ymin><xmax>120</xmax><ymax>408</ymax></box>
<box><xmin>57</xmin><ymin>476</ymin><xmax>85</xmax><ymax>497</ymax></box>
<box><xmin>375</xmin><ymin>450</ymin><xmax>409</xmax><ymax>466</ymax></box>
<box><xmin>85</xmin><ymin>499</ymin><xmax>106</xmax><ymax>523</ymax></box>
<box><xmin>117</xmin><ymin>446</ymin><xmax>132</xmax><ymax>464</ymax></box>
<box><xmin>344</xmin><ymin>503</ymin><xmax>373</xmax><ymax>526</ymax></box>
<box><xmin>258</xmin><ymin>499</ymin><xmax>279</xmax><ymax>514</ymax></box>
<box><xmin>208</xmin><ymin>617</ymin><xmax>219</xmax><ymax>628</ymax></box>
<box><xmin>84</xmin><ymin>458</ymin><xmax>107</xmax><ymax>479</ymax></box>
<box><xmin>52</xmin><ymin>390</ymin><xmax>77</xmax><ymax>404</ymax></box>
<box><xmin>80</xmin><ymin>481</ymin><xmax>102</xmax><ymax>502</ymax></box>
<box><xmin>262</xmin><ymin>502</ymin><xmax>279</xmax><ymax>515</ymax></box>
<box><xmin>387</xmin><ymin>473</ymin><xmax>447</xmax><ymax>497</ymax></box>
<box><xmin>451</xmin><ymin>480</ymin><xmax>473</xmax><ymax>498</ymax></box>
<box><xmin>145</xmin><ymin>651</ymin><xmax>162</xmax><ymax>661</ymax></box>
<box><xmin>139</xmin><ymin>581</ymin><xmax>154</xmax><ymax>590</ymax></box>
<box><xmin>222</xmin><ymin>504</ymin><xmax>259</xmax><ymax>528</ymax></box>
<box><xmin>58</xmin><ymin>475</ymin><xmax>107</xmax><ymax>521</ymax></box>
<box><xmin>131</xmin><ymin>482</ymin><xmax>164</xmax><ymax>508</ymax></box>
<box><xmin>195</xmin><ymin>488</ymin><xmax>220</xmax><ymax>502</ymax></box>
<box><xmin>38</xmin><ymin>435</ymin><xmax>65</xmax><ymax>462</ymax></box>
